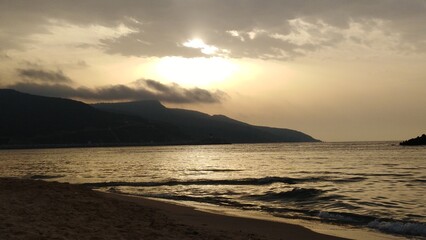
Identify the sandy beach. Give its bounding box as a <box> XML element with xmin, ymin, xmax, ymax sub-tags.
<box><xmin>0</xmin><ymin>178</ymin><xmax>348</xmax><ymax>240</ymax></box>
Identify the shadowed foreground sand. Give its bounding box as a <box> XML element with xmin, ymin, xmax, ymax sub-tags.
<box><xmin>0</xmin><ymin>178</ymin><xmax>348</xmax><ymax>240</ymax></box>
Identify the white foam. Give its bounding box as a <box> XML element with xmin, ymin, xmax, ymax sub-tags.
<box><xmin>367</xmin><ymin>220</ymin><xmax>426</xmax><ymax>237</ymax></box>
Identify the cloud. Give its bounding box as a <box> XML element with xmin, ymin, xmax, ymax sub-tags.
<box><xmin>76</xmin><ymin>60</ymin><xmax>89</xmax><ymax>68</ymax></box>
<box><xmin>1</xmin><ymin>0</ymin><xmax>426</xmax><ymax>59</ymax></box>
<box><xmin>17</xmin><ymin>68</ymin><xmax>73</xmax><ymax>83</ymax></box>
<box><xmin>0</xmin><ymin>53</ymin><xmax>11</xmax><ymax>60</ymax></box>
<box><xmin>7</xmin><ymin>79</ymin><xmax>226</xmax><ymax>104</ymax></box>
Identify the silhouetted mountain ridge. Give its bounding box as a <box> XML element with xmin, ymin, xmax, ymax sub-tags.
<box><xmin>93</xmin><ymin>100</ymin><xmax>320</xmax><ymax>143</ymax></box>
<box><xmin>0</xmin><ymin>89</ymin><xmax>319</xmax><ymax>147</ymax></box>
<box><xmin>0</xmin><ymin>89</ymin><xmax>187</xmax><ymax>146</ymax></box>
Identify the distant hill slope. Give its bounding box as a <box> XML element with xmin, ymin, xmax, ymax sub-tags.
<box><xmin>400</xmin><ymin>134</ymin><xmax>426</xmax><ymax>146</ymax></box>
<box><xmin>93</xmin><ymin>100</ymin><xmax>320</xmax><ymax>143</ymax></box>
<box><xmin>0</xmin><ymin>89</ymin><xmax>319</xmax><ymax>147</ymax></box>
<box><xmin>0</xmin><ymin>89</ymin><xmax>187</xmax><ymax>145</ymax></box>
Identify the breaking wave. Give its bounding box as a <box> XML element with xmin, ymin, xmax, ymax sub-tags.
<box><xmin>28</xmin><ymin>174</ymin><xmax>64</xmax><ymax>180</ymax></box>
<box><xmin>367</xmin><ymin>220</ymin><xmax>426</xmax><ymax>237</ymax></box>
<box><xmin>318</xmin><ymin>211</ymin><xmax>426</xmax><ymax>237</ymax></box>
<box><xmin>249</xmin><ymin>188</ymin><xmax>326</xmax><ymax>202</ymax></box>
<box><xmin>83</xmin><ymin>175</ymin><xmax>366</xmax><ymax>188</ymax></box>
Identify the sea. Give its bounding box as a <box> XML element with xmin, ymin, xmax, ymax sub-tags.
<box><xmin>0</xmin><ymin>142</ymin><xmax>425</xmax><ymax>239</ymax></box>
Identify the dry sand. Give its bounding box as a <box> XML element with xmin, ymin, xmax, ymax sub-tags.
<box><xmin>0</xmin><ymin>178</ymin><xmax>348</xmax><ymax>240</ymax></box>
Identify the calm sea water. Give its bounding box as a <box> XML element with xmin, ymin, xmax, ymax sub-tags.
<box><xmin>0</xmin><ymin>142</ymin><xmax>425</xmax><ymax>238</ymax></box>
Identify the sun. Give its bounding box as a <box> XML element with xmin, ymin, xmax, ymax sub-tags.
<box><xmin>154</xmin><ymin>56</ymin><xmax>239</xmax><ymax>87</ymax></box>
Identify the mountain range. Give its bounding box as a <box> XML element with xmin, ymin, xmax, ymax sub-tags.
<box><xmin>0</xmin><ymin>89</ymin><xmax>319</xmax><ymax>148</ymax></box>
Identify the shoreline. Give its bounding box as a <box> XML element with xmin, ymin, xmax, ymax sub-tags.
<box><xmin>101</xmin><ymin>192</ymin><xmax>404</xmax><ymax>240</ymax></box>
<box><xmin>0</xmin><ymin>141</ymin><xmax>233</xmax><ymax>150</ymax></box>
<box><xmin>100</xmin><ymin>191</ymin><xmax>350</xmax><ymax>240</ymax></box>
<box><xmin>1</xmin><ymin>178</ymin><xmax>346</xmax><ymax>240</ymax></box>
<box><xmin>0</xmin><ymin>140</ymin><xmax>324</xmax><ymax>151</ymax></box>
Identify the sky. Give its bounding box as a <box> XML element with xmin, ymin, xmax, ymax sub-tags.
<box><xmin>0</xmin><ymin>0</ymin><xmax>425</xmax><ymax>141</ymax></box>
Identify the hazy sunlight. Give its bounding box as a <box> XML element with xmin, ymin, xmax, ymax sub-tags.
<box><xmin>154</xmin><ymin>56</ymin><xmax>239</xmax><ymax>87</ymax></box>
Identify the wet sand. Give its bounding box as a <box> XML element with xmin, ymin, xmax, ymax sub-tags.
<box><xmin>0</xmin><ymin>178</ymin><xmax>348</xmax><ymax>239</ymax></box>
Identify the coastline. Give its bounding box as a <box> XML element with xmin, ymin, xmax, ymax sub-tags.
<box><xmin>0</xmin><ymin>141</ymin><xmax>233</xmax><ymax>150</ymax></box>
<box><xmin>101</xmin><ymin>192</ymin><xmax>402</xmax><ymax>240</ymax></box>
<box><xmin>0</xmin><ymin>140</ymin><xmax>324</xmax><ymax>151</ymax></box>
<box><xmin>1</xmin><ymin>178</ymin><xmax>346</xmax><ymax>240</ymax></box>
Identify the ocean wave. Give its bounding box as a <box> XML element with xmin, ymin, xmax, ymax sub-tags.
<box><xmin>318</xmin><ymin>211</ymin><xmax>374</xmax><ymax>224</ymax></box>
<box><xmin>129</xmin><ymin>193</ymin><xmax>256</xmax><ymax>209</ymax></box>
<box><xmin>319</xmin><ymin>211</ymin><xmax>426</xmax><ymax>237</ymax></box>
<box><xmin>28</xmin><ymin>174</ymin><xmax>64</xmax><ymax>180</ymax></box>
<box><xmin>354</xmin><ymin>173</ymin><xmax>413</xmax><ymax>177</ymax></box>
<box><xmin>368</xmin><ymin>220</ymin><xmax>426</xmax><ymax>237</ymax></box>
<box><xmin>107</xmin><ymin>185</ymin><xmax>426</xmax><ymax>238</ymax></box>
<box><xmin>296</xmin><ymin>171</ymin><xmax>413</xmax><ymax>178</ymax></box>
<box><xmin>294</xmin><ymin>171</ymin><xmax>346</xmax><ymax>175</ymax></box>
<box><xmin>331</xmin><ymin>176</ymin><xmax>367</xmax><ymax>183</ymax></box>
<box><xmin>83</xmin><ymin>177</ymin><xmax>309</xmax><ymax>188</ymax></box>
<box><xmin>187</xmin><ymin>169</ymin><xmax>243</xmax><ymax>172</ymax></box>
<box><xmin>83</xmin><ymin>175</ymin><xmax>366</xmax><ymax>188</ymax></box>
<box><xmin>249</xmin><ymin>188</ymin><xmax>326</xmax><ymax>202</ymax></box>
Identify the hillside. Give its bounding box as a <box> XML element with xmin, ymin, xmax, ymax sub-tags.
<box><xmin>0</xmin><ymin>89</ymin><xmax>187</xmax><ymax>146</ymax></box>
<box><xmin>0</xmin><ymin>89</ymin><xmax>319</xmax><ymax>147</ymax></box>
<box><xmin>400</xmin><ymin>134</ymin><xmax>426</xmax><ymax>146</ymax></box>
<box><xmin>93</xmin><ymin>100</ymin><xmax>319</xmax><ymax>143</ymax></box>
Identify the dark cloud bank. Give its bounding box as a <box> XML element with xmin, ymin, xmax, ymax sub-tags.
<box><xmin>17</xmin><ymin>68</ymin><xmax>72</xmax><ymax>83</ymax></box>
<box><xmin>8</xmin><ymin>68</ymin><xmax>226</xmax><ymax>104</ymax></box>
<box><xmin>1</xmin><ymin>0</ymin><xmax>426</xmax><ymax>59</ymax></box>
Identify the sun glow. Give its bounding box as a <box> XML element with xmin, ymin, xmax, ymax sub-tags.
<box><xmin>154</xmin><ymin>57</ymin><xmax>239</xmax><ymax>87</ymax></box>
